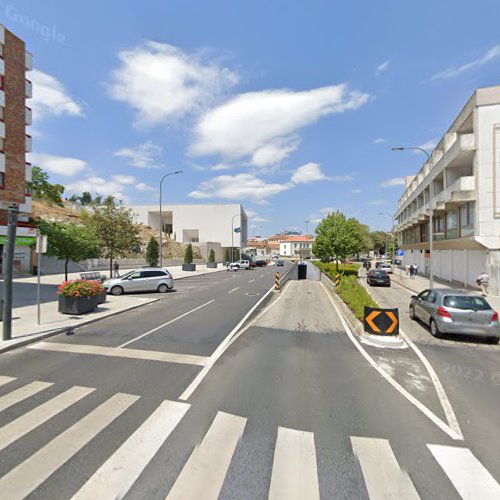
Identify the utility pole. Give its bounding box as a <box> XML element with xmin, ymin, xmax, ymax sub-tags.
<box><xmin>304</xmin><ymin>220</ymin><xmax>310</xmax><ymax>235</ymax></box>
<box><xmin>3</xmin><ymin>205</ymin><xmax>18</xmax><ymax>341</ymax></box>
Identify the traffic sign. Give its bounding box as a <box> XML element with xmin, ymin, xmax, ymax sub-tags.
<box><xmin>234</xmin><ymin>227</ymin><xmax>241</xmax><ymax>233</ymax></box>
<box><xmin>363</xmin><ymin>307</ymin><xmax>399</xmax><ymax>336</ymax></box>
<box><xmin>36</xmin><ymin>235</ymin><xmax>48</xmax><ymax>254</ymax></box>
<box><xmin>396</xmin><ymin>249</ymin><xmax>404</xmax><ymax>256</ymax></box>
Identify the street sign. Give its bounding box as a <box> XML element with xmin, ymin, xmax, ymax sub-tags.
<box><xmin>234</xmin><ymin>227</ymin><xmax>241</xmax><ymax>233</ymax></box>
<box><xmin>363</xmin><ymin>307</ymin><xmax>399</xmax><ymax>336</ymax></box>
<box><xmin>36</xmin><ymin>235</ymin><xmax>48</xmax><ymax>254</ymax></box>
<box><xmin>0</xmin><ymin>235</ymin><xmax>35</xmax><ymax>246</ymax></box>
<box><xmin>396</xmin><ymin>249</ymin><xmax>404</xmax><ymax>256</ymax></box>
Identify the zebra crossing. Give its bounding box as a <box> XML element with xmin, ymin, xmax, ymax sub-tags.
<box><xmin>0</xmin><ymin>376</ymin><xmax>499</xmax><ymax>499</ymax></box>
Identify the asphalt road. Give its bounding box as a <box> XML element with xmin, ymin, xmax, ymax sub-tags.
<box><xmin>0</xmin><ymin>263</ymin><xmax>498</xmax><ymax>498</ymax></box>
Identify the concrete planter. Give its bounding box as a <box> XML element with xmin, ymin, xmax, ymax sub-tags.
<box><xmin>207</xmin><ymin>262</ymin><xmax>218</xmax><ymax>269</ymax></box>
<box><xmin>182</xmin><ymin>263</ymin><xmax>196</xmax><ymax>271</ymax></box>
<box><xmin>58</xmin><ymin>295</ymin><xmax>99</xmax><ymax>315</ymax></box>
<box><xmin>97</xmin><ymin>291</ymin><xmax>107</xmax><ymax>304</ymax></box>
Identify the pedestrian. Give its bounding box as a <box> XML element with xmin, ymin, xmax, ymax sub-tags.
<box><xmin>405</xmin><ymin>264</ymin><xmax>410</xmax><ymax>276</ymax></box>
<box><xmin>476</xmin><ymin>271</ymin><xmax>489</xmax><ymax>296</ymax></box>
<box><xmin>113</xmin><ymin>261</ymin><xmax>120</xmax><ymax>278</ymax></box>
<box><xmin>413</xmin><ymin>263</ymin><xmax>419</xmax><ymax>277</ymax></box>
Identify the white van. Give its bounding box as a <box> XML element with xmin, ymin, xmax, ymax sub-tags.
<box><xmin>227</xmin><ymin>260</ymin><xmax>251</xmax><ymax>271</ymax></box>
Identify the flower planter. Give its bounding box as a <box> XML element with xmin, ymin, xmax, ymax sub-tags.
<box><xmin>182</xmin><ymin>263</ymin><xmax>196</xmax><ymax>271</ymax></box>
<box><xmin>207</xmin><ymin>262</ymin><xmax>217</xmax><ymax>269</ymax></box>
<box><xmin>97</xmin><ymin>291</ymin><xmax>107</xmax><ymax>304</ymax></box>
<box><xmin>59</xmin><ymin>295</ymin><xmax>99</xmax><ymax>315</ymax></box>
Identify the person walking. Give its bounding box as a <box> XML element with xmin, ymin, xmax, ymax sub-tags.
<box><xmin>113</xmin><ymin>261</ymin><xmax>120</xmax><ymax>278</ymax></box>
<box><xmin>405</xmin><ymin>264</ymin><xmax>410</xmax><ymax>276</ymax></box>
<box><xmin>476</xmin><ymin>271</ymin><xmax>489</xmax><ymax>296</ymax></box>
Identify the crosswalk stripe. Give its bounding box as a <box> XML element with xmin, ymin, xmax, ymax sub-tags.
<box><xmin>0</xmin><ymin>392</ymin><xmax>139</xmax><ymax>500</ymax></box>
<box><xmin>351</xmin><ymin>436</ymin><xmax>420</xmax><ymax>500</ymax></box>
<box><xmin>428</xmin><ymin>444</ymin><xmax>500</xmax><ymax>500</ymax></box>
<box><xmin>268</xmin><ymin>427</ymin><xmax>320</xmax><ymax>500</ymax></box>
<box><xmin>0</xmin><ymin>381</ymin><xmax>53</xmax><ymax>413</ymax></box>
<box><xmin>166</xmin><ymin>411</ymin><xmax>246</xmax><ymax>500</ymax></box>
<box><xmin>0</xmin><ymin>386</ymin><xmax>95</xmax><ymax>453</ymax></box>
<box><xmin>0</xmin><ymin>375</ymin><xmax>16</xmax><ymax>388</ymax></box>
<box><xmin>73</xmin><ymin>399</ymin><xmax>190</xmax><ymax>499</ymax></box>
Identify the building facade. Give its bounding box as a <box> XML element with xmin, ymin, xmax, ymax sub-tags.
<box><xmin>0</xmin><ymin>24</ymin><xmax>33</xmax><ymax>273</ymax></box>
<box><xmin>279</xmin><ymin>236</ymin><xmax>314</xmax><ymax>258</ymax></box>
<box><xmin>130</xmin><ymin>203</ymin><xmax>248</xmax><ymax>261</ymax></box>
<box><xmin>394</xmin><ymin>86</ymin><xmax>500</xmax><ymax>294</ymax></box>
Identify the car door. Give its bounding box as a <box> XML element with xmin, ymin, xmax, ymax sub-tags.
<box><xmin>141</xmin><ymin>270</ymin><xmax>167</xmax><ymax>292</ymax></box>
<box><xmin>413</xmin><ymin>290</ymin><xmax>430</xmax><ymax>321</ymax></box>
<box><xmin>121</xmin><ymin>271</ymin><xmax>143</xmax><ymax>292</ymax></box>
<box><xmin>421</xmin><ymin>291</ymin><xmax>438</xmax><ymax>324</ymax></box>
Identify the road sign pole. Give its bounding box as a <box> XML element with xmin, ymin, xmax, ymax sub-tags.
<box><xmin>2</xmin><ymin>206</ymin><xmax>18</xmax><ymax>341</ymax></box>
<box><xmin>36</xmin><ymin>234</ymin><xmax>42</xmax><ymax>325</ymax></box>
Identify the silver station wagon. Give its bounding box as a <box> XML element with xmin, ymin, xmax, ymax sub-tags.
<box><xmin>409</xmin><ymin>288</ymin><xmax>500</xmax><ymax>343</ymax></box>
<box><xmin>103</xmin><ymin>268</ymin><xmax>174</xmax><ymax>295</ymax></box>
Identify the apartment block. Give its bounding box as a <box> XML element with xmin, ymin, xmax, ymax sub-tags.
<box><xmin>0</xmin><ymin>24</ymin><xmax>33</xmax><ymax>272</ymax></box>
<box><xmin>394</xmin><ymin>86</ymin><xmax>500</xmax><ymax>293</ymax></box>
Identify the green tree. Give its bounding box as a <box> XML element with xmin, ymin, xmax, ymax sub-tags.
<box><xmin>29</xmin><ymin>166</ymin><xmax>64</xmax><ymax>206</ymax></box>
<box><xmin>145</xmin><ymin>237</ymin><xmax>159</xmax><ymax>267</ymax></box>
<box><xmin>208</xmin><ymin>248</ymin><xmax>216</xmax><ymax>263</ymax></box>
<box><xmin>184</xmin><ymin>243</ymin><xmax>194</xmax><ymax>264</ymax></box>
<box><xmin>38</xmin><ymin>221</ymin><xmax>100</xmax><ymax>280</ymax></box>
<box><xmin>82</xmin><ymin>196</ymin><xmax>140</xmax><ymax>277</ymax></box>
<box><xmin>313</xmin><ymin>211</ymin><xmax>366</xmax><ymax>270</ymax></box>
<box><xmin>369</xmin><ymin>231</ymin><xmax>388</xmax><ymax>256</ymax></box>
<box><xmin>80</xmin><ymin>192</ymin><xmax>93</xmax><ymax>205</ymax></box>
<box><xmin>224</xmin><ymin>248</ymin><xmax>230</xmax><ymax>263</ymax></box>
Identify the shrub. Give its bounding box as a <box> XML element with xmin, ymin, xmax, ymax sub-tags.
<box><xmin>57</xmin><ymin>280</ymin><xmax>104</xmax><ymax>298</ymax></box>
<box><xmin>315</xmin><ymin>262</ymin><xmax>360</xmax><ymax>278</ymax></box>
<box><xmin>184</xmin><ymin>243</ymin><xmax>194</xmax><ymax>264</ymax></box>
<box><xmin>336</xmin><ymin>275</ymin><xmax>378</xmax><ymax>321</ymax></box>
<box><xmin>146</xmin><ymin>237</ymin><xmax>159</xmax><ymax>267</ymax></box>
<box><xmin>224</xmin><ymin>248</ymin><xmax>230</xmax><ymax>263</ymax></box>
<box><xmin>208</xmin><ymin>248</ymin><xmax>216</xmax><ymax>263</ymax></box>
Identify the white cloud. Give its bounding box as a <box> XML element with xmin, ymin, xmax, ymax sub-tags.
<box><xmin>379</xmin><ymin>177</ymin><xmax>406</xmax><ymax>188</ymax></box>
<box><xmin>253</xmin><ymin>216</ymin><xmax>271</xmax><ymax>222</ymax></box>
<box><xmin>431</xmin><ymin>45</ymin><xmax>500</xmax><ymax>80</ymax></box>
<box><xmin>319</xmin><ymin>207</ymin><xmax>335</xmax><ymax>214</ymax></box>
<box><xmin>375</xmin><ymin>60</ymin><xmax>391</xmax><ymax>76</ymax></box>
<box><xmin>291</xmin><ymin>162</ymin><xmax>330</xmax><ymax>184</ymax></box>
<box><xmin>368</xmin><ymin>199</ymin><xmax>385</xmax><ymax>206</ymax></box>
<box><xmin>245</xmin><ymin>209</ymin><xmax>271</xmax><ymax>222</ymax></box>
<box><xmin>111</xmin><ymin>174</ymin><xmax>135</xmax><ymax>185</ymax></box>
<box><xmin>136</xmin><ymin>182</ymin><xmax>156</xmax><ymax>192</ymax></box>
<box><xmin>65</xmin><ymin>176</ymin><xmax>130</xmax><ymax>202</ymax></box>
<box><xmin>191</xmin><ymin>84</ymin><xmax>371</xmax><ymax>168</ymax></box>
<box><xmin>331</xmin><ymin>175</ymin><xmax>354</xmax><ymax>182</ymax></box>
<box><xmin>108</xmin><ymin>41</ymin><xmax>238</xmax><ymax>127</ymax></box>
<box><xmin>29</xmin><ymin>153</ymin><xmax>86</xmax><ymax>176</ymax></box>
<box><xmin>352</xmin><ymin>188</ymin><xmax>362</xmax><ymax>193</ymax></box>
<box><xmin>114</xmin><ymin>141</ymin><xmax>162</xmax><ymax>168</ymax></box>
<box><xmin>373</xmin><ymin>138</ymin><xmax>386</xmax><ymax>144</ymax></box>
<box><xmin>211</xmin><ymin>163</ymin><xmax>231</xmax><ymax>171</ymax></box>
<box><xmin>30</xmin><ymin>69</ymin><xmax>84</xmax><ymax>121</ymax></box>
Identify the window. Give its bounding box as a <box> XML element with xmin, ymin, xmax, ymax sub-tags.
<box><xmin>0</xmin><ymin>172</ymin><xmax>4</xmax><ymax>188</ymax></box>
<box><xmin>460</xmin><ymin>202</ymin><xmax>474</xmax><ymax>237</ymax></box>
<box><xmin>0</xmin><ymin>76</ymin><xmax>3</xmax><ymax>90</ymax></box>
<box><xmin>0</xmin><ymin>106</ymin><xmax>3</xmax><ymax>121</ymax></box>
<box><xmin>418</xmin><ymin>290</ymin><xmax>430</xmax><ymax>301</ymax></box>
<box><xmin>428</xmin><ymin>291</ymin><xmax>438</xmax><ymax>303</ymax></box>
<box><xmin>142</xmin><ymin>270</ymin><xmax>166</xmax><ymax>278</ymax></box>
<box><xmin>0</xmin><ymin>138</ymin><xmax>3</xmax><ymax>151</ymax></box>
<box><xmin>446</xmin><ymin>210</ymin><xmax>458</xmax><ymax>239</ymax></box>
<box><xmin>127</xmin><ymin>272</ymin><xmax>142</xmax><ymax>280</ymax></box>
<box><xmin>433</xmin><ymin>216</ymin><xmax>445</xmax><ymax>240</ymax></box>
<box><xmin>443</xmin><ymin>295</ymin><xmax>490</xmax><ymax>311</ymax></box>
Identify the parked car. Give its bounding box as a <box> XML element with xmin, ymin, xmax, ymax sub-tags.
<box><xmin>103</xmin><ymin>268</ymin><xmax>174</xmax><ymax>296</ymax></box>
<box><xmin>254</xmin><ymin>260</ymin><xmax>267</xmax><ymax>267</ymax></box>
<box><xmin>409</xmin><ymin>289</ymin><xmax>500</xmax><ymax>343</ymax></box>
<box><xmin>366</xmin><ymin>270</ymin><xmax>391</xmax><ymax>287</ymax></box>
<box><xmin>379</xmin><ymin>263</ymin><xmax>393</xmax><ymax>274</ymax></box>
<box><xmin>277</xmin><ymin>260</ymin><xmax>285</xmax><ymax>267</ymax></box>
<box><xmin>227</xmin><ymin>260</ymin><xmax>251</xmax><ymax>271</ymax></box>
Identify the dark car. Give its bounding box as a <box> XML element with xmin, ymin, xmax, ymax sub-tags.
<box><xmin>255</xmin><ymin>260</ymin><xmax>267</xmax><ymax>267</ymax></box>
<box><xmin>277</xmin><ymin>260</ymin><xmax>285</xmax><ymax>266</ymax></box>
<box><xmin>367</xmin><ymin>270</ymin><xmax>390</xmax><ymax>287</ymax></box>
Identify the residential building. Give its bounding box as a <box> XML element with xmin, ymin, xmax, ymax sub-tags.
<box><xmin>130</xmin><ymin>203</ymin><xmax>247</xmax><ymax>261</ymax></box>
<box><xmin>245</xmin><ymin>238</ymin><xmax>268</xmax><ymax>257</ymax></box>
<box><xmin>394</xmin><ymin>85</ymin><xmax>500</xmax><ymax>294</ymax></box>
<box><xmin>267</xmin><ymin>234</ymin><xmax>290</xmax><ymax>254</ymax></box>
<box><xmin>279</xmin><ymin>235</ymin><xmax>315</xmax><ymax>258</ymax></box>
<box><xmin>0</xmin><ymin>24</ymin><xmax>33</xmax><ymax>273</ymax></box>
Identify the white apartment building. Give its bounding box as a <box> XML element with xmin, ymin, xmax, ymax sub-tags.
<box><xmin>394</xmin><ymin>86</ymin><xmax>500</xmax><ymax>294</ymax></box>
<box><xmin>129</xmin><ymin>203</ymin><xmax>247</xmax><ymax>261</ymax></box>
<box><xmin>279</xmin><ymin>236</ymin><xmax>314</xmax><ymax>257</ymax></box>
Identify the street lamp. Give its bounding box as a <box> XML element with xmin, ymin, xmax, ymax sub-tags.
<box><xmin>391</xmin><ymin>146</ymin><xmax>434</xmax><ymax>288</ymax></box>
<box><xmin>231</xmin><ymin>214</ymin><xmax>240</xmax><ymax>263</ymax></box>
<box><xmin>159</xmin><ymin>170</ymin><xmax>183</xmax><ymax>268</ymax></box>
<box><xmin>304</xmin><ymin>220</ymin><xmax>310</xmax><ymax>235</ymax></box>
<box><xmin>253</xmin><ymin>224</ymin><xmax>263</xmax><ymax>240</ymax></box>
<box><xmin>379</xmin><ymin>212</ymin><xmax>395</xmax><ymax>262</ymax></box>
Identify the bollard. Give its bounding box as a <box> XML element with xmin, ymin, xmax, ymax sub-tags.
<box><xmin>335</xmin><ymin>273</ymin><xmax>341</xmax><ymax>291</ymax></box>
<box><xmin>275</xmin><ymin>272</ymin><xmax>280</xmax><ymax>290</ymax></box>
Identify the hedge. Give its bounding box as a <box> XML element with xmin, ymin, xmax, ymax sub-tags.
<box><xmin>315</xmin><ymin>262</ymin><xmax>361</xmax><ymax>277</ymax></box>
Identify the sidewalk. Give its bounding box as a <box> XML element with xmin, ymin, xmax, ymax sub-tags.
<box><xmin>391</xmin><ymin>270</ymin><xmax>500</xmax><ymax>311</ymax></box>
<box><xmin>0</xmin><ymin>264</ymin><xmax>224</xmax><ymax>353</ymax></box>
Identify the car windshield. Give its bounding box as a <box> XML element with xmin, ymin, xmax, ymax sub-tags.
<box><xmin>443</xmin><ymin>295</ymin><xmax>491</xmax><ymax>311</ymax></box>
<box><xmin>373</xmin><ymin>271</ymin><xmax>386</xmax><ymax>277</ymax></box>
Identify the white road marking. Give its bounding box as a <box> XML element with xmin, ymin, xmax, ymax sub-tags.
<box><xmin>268</xmin><ymin>427</ymin><xmax>320</xmax><ymax>500</ymax></box>
<box><xmin>179</xmin><ymin>265</ymin><xmax>296</xmax><ymax>401</ymax></box>
<box><xmin>428</xmin><ymin>444</ymin><xmax>500</xmax><ymax>499</ymax></box>
<box><xmin>166</xmin><ymin>411</ymin><xmax>246</xmax><ymax>499</ymax></box>
<box><xmin>29</xmin><ymin>342</ymin><xmax>208</xmax><ymax>366</ymax></box>
<box><xmin>0</xmin><ymin>381</ymin><xmax>53</xmax><ymax>413</ymax></box>
<box><xmin>351</xmin><ymin>436</ymin><xmax>420</xmax><ymax>500</ymax></box>
<box><xmin>74</xmin><ymin>399</ymin><xmax>190</xmax><ymax>500</ymax></box>
<box><xmin>320</xmin><ymin>282</ymin><xmax>463</xmax><ymax>440</ymax></box>
<box><xmin>0</xmin><ymin>386</ymin><xmax>95</xmax><ymax>452</ymax></box>
<box><xmin>119</xmin><ymin>299</ymin><xmax>215</xmax><ymax>347</ymax></box>
<box><xmin>228</xmin><ymin>287</ymin><xmax>239</xmax><ymax>294</ymax></box>
<box><xmin>0</xmin><ymin>375</ymin><xmax>16</xmax><ymax>387</ymax></box>
<box><xmin>248</xmin><ymin>279</ymin><xmax>255</xmax><ymax>283</ymax></box>
<box><xmin>259</xmin><ymin>274</ymin><xmax>265</xmax><ymax>278</ymax></box>
<box><xmin>0</xmin><ymin>393</ymin><xmax>139</xmax><ymax>499</ymax></box>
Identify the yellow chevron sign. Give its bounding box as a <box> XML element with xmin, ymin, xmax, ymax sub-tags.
<box><xmin>363</xmin><ymin>307</ymin><xmax>399</xmax><ymax>336</ymax></box>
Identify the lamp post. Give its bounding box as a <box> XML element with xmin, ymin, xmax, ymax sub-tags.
<box><xmin>159</xmin><ymin>171</ymin><xmax>183</xmax><ymax>268</ymax></box>
<box><xmin>391</xmin><ymin>146</ymin><xmax>433</xmax><ymax>288</ymax></box>
<box><xmin>253</xmin><ymin>224</ymin><xmax>263</xmax><ymax>240</ymax></box>
<box><xmin>379</xmin><ymin>212</ymin><xmax>395</xmax><ymax>262</ymax></box>
<box><xmin>304</xmin><ymin>220</ymin><xmax>310</xmax><ymax>235</ymax></box>
<box><xmin>231</xmin><ymin>214</ymin><xmax>240</xmax><ymax>262</ymax></box>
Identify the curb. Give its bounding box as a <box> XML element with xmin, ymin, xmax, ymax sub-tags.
<box><xmin>0</xmin><ymin>298</ymin><xmax>159</xmax><ymax>355</ymax></box>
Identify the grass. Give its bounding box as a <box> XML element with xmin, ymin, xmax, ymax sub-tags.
<box><xmin>314</xmin><ymin>262</ymin><xmax>361</xmax><ymax>277</ymax></box>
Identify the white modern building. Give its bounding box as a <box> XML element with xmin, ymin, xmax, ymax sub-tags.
<box><xmin>394</xmin><ymin>85</ymin><xmax>500</xmax><ymax>294</ymax></box>
<box><xmin>130</xmin><ymin>203</ymin><xmax>248</xmax><ymax>260</ymax></box>
<box><xmin>279</xmin><ymin>236</ymin><xmax>314</xmax><ymax>258</ymax></box>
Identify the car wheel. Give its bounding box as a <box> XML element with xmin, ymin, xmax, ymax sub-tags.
<box><xmin>110</xmin><ymin>285</ymin><xmax>124</xmax><ymax>296</ymax></box>
<box><xmin>409</xmin><ymin>306</ymin><xmax>416</xmax><ymax>320</ymax></box>
<box><xmin>430</xmin><ymin>319</ymin><xmax>442</xmax><ymax>338</ymax></box>
<box><xmin>487</xmin><ymin>336</ymin><xmax>500</xmax><ymax>345</ymax></box>
<box><xmin>157</xmin><ymin>283</ymin><xmax>168</xmax><ymax>293</ymax></box>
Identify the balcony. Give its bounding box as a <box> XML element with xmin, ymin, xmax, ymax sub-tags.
<box><xmin>25</xmin><ymin>134</ymin><xmax>32</xmax><ymax>152</ymax></box>
<box><xmin>0</xmin><ymin>58</ymin><xmax>4</xmax><ymax>75</ymax></box>
<box><xmin>25</xmin><ymin>162</ymin><xmax>32</xmax><ymax>182</ymax></box>
<box><xmin>0</xmin><ymin>152</ymin><xmax>4</xmax><ymax>172</ymax></box>
<box><xmin>25</xmin><ymin>79</ymin><xmax>32</xmax><ymax>98</ymax></box>
<box><xmin>0</xmin><ymin>121</ymin><xmax>4</xmax><ymax>139</ymax></box>
<box><xmin>0</xmin><ymin>90</ymin><xmax>4</xmax><ymax>107</ymax></box>
<box><xmin>25</xmin><ymin>107</ymin><xmax>32</xmax><ymax>125</ymax></box>
<box><xmin>25</xmin><ymin>52</ymin><xmax>33</xmax><ymax>71</ymax></box>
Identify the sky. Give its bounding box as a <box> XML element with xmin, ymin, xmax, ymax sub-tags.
<box><xmin>4</xmin><ymin>0</ymin><xmax>500</xmax><ymax>236</ymax></box>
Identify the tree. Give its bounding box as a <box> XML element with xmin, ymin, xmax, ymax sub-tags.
<box><xmin>80</xmin><ymin>192</ymin><xmax>93</xmax><ymax>205</ymax></box>
<box><xmin>224</xmin><ymin>248</ymin><xmax>230</xmax><ymax>263</ymax></box>
<box><xmin>313</xmin><ymin>211</ymin><xmax>366</xmax><ymax>270</ymax></box>
<box><xmin>208</xmin><ymin>248</ymin><xmax>216</xmax><ymax>263</ymax></box>
<box><xmin>145</xmin><ymin>237</ymin><xmax>159</xmax><ymax>267</ymax></box>
<box><xmin>38</xmin><ymin>221</ymin><xmax>100</xmax><ymax>280</ymax></box>
<box><xmin>82</xmin><ymin>196</ymin><xmax>140</xmax><ymax>277</ymax></box>
<box><xmin>369</xmin><ymin>231</ymin><xmax>388</xmax><ymax>256</ymax></box>
<box><xmin>29</xmin><ymin>166</ymin><xmax>64</xmax><ymax>206</ymax></box>
<box><xmin>184</xmin><ymin>243</ymin><xmax>194</xmax><ymax>264</ymax></box>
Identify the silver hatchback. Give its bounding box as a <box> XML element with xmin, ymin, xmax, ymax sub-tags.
<box><xmin>103</xmin><ymin>268</ymin><xmax>174</xmax><ymax>296</ymax></box>
<box><xmin>409</xmin><ymin>288</ymin><xmax>500</xmax><ymax>343</ymax></box>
